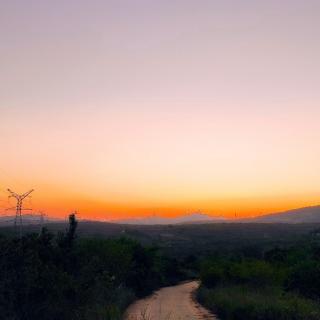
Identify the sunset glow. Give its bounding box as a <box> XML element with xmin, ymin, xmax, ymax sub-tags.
<box><xmin>1</xmin><ymin>1</ymin><xmax>320</xmax><ymax>219</ymax></box>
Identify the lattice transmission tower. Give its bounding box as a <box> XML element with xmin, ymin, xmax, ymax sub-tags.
<box><xmin>7</xmin><ymin>188</ymin><xmax>34</xmax><ymax>237</ymax></box>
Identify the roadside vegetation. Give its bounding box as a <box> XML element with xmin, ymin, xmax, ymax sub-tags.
<box><xmin>0</xmin><ymin>214</ymin><xmax>186</xmax><ymax>320</ymax></box>
<box><xmin>1</xmin><ymin>217</ymin><xmax>320</xmax><ymax>320</ymax></box>
<box><xmin>198</xmin><ymin>241</ymin><xmax>320</xmax><ymax>320</ymax></box>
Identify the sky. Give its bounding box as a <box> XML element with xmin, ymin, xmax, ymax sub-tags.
<box><xmin>0</xmin><ymin>0</ymin><xmax>320</xmax><ymax>220</ymax></box>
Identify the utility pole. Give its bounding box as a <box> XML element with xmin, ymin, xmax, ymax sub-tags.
<box><xmin>7</xmin><ymin>189</ymin><xmax>34</xmax><ymax>238</ymax></box>
<box><xmin>38</xmin><ymin>211</ymin><xmax>47</xmax><ymax>236</ymax></box>
<box><xmin>39</xmin><ymin>211</ymin><xmax>46</xmax><ymax>227</ymax></box>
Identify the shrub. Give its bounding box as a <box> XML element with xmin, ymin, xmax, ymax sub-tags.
<box><xmin>198</xmin><ymin>285</ymin><xmax>320</xmax><ymax>320</ymax></box>
<box><xmin>201</xmin><ymin>263</ymin><xmax>225</xmax><ymax>288</ymax></box>
<box><xmin>0</xmin><ymin>216</ymin><xmax>180</xmax><ymax>319</ymax></box>
<box><xmin>286</xmin><ymin>260</ymin><xmax>320</xmax><ymax>300</ymax></box>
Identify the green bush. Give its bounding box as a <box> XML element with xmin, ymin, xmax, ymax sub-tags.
<box><xmin>286</xmin><ymin>260</ymin><xmax>320</xmax><ymax>300</ymax></box>
<box><xmin>200</xmin><ymin>259</ymin><xmax>283</xmax><ymax>289</ymax></box>
<box><xmin>198</xmin><ymin>244</ymin><xmax>320</xmax><ymax>319</ymax></box>
<box><xmin>227</xmin><ymin>260</ymin><xmax>283</xmax><ymax>287</ymax></box>
<box><xmin>198</xmin><ymin>285</ymin><xmax>320</xmax><ymax>320</ymax></box>
<box><xmin>201</xmin><ymin>262</ymin><xmax>225</xmax><ymax>288</ymax></box>
<box><xmin>0</xmin><ymin>215</ymin><xmax>185</xmax><ymax>320</ymax></box>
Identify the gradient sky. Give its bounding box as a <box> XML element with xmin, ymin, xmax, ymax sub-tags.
<box><xmin>1</xmin><ymin>0</ymin><xmax>320</xmax><ymax>219</ymax></box>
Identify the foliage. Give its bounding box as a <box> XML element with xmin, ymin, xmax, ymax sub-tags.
<box><xmin>198</xmin><ymin>285</ymin><xmax>320</xmax><ymax>320</ymax></box>
<box><xmin>286</xmin><ymin>260</ymin><xmax>320</xmax><ymax>300</ymax></box>
<box><xmin>1</xmin><ymin>219</ymin><xmax>320</xmax><ymax>320</ymax></box>
<box><xmin>0</xmin><ymin>216</ymin><xmax>186</xmax><ymax>320</ymax></box>
<box><xmin>199</xmin><ymin>242</ymin><xmax>320</xmax><ymax>320</ymax></box>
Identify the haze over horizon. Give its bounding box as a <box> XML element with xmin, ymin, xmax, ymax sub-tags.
<box><xmin>1</xmin><ymin>0</ymin><xmax>320</xmax><ymax>220</ymax></box>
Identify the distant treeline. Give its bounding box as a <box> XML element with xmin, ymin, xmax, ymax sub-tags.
<box><xmin>0</xmin><ymin>214</ymin><xmax>187</xmax><ymax>320</ymax></box>
<box><xmin>198</xmin><ymin>234</ymin><xmax>320</xmax><ymax>320</ymax></box>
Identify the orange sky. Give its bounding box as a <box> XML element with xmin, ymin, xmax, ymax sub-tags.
<box><xmin>1</xmin><ymin>1</ymin><xmax>320</xmax><ymax>220</ymax></box>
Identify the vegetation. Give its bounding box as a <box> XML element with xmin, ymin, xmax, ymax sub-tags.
<box><xmin>4</xmin><ymin>222</ymin><xmax>318</xmax><ymax>258</ymax></box>
<box><xmin>198</xmin><ymin>285</ymin><xmax>320</xmax><ymax>320</ymax></box>
<box><xmin>0</xmin><ymin>215</ymin><xmax>186</xmax><ymax>320</ymax></box>
<box><xmin>1</xmin><ymin>218</ymin><xmax>320</xmax><ymax>319</ymax></box>
<box><xmin>198</xmin><ymin>241</ymin><xmax>320</xmax><ymax>320</ymax></box>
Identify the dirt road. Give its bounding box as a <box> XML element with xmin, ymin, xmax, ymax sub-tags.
<box><xmin>124</xmin><ymin>281</ymin><xmax>217</xmax><ymax>320</ymax></box>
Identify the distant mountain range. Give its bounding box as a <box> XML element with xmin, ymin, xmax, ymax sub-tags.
<box><xmin>1</xmin><ymin>205</ymin><xmax>320</xmax><ymax>226</ymax></box>
<box><xmin>248</xmin><ymin>205</ymin><xmax>320</xmax><ymax>223</ymax></box>
<box><xmin>114</xmin><ymin>213</ymin><xmax>226</xmax><ymax>225</ymax></box>
<box><xmin>0</xmin><ymin>214</ymin><xmax>61</xmax><ymax>226</ymax></box>
<box><xmin>115</xmin><ymin>206</ymin><xmax>320</xmax><ymax>225</ymax></box>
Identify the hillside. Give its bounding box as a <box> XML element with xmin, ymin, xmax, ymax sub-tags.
<box><xmin>252</xmin><ymin>205</ymin><xmax>320</xmax><ymax>223</ymax></box>
<box><xmin>114</xmin><ymin>213</ymin><xmax>225</xmax><ymax>225</ymax></box>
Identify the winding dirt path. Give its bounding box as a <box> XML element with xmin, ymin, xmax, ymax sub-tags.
<box><xmin>124</xmin><ymin>281</ymin><xmax>217</xmax><ymax>320</ymax></box>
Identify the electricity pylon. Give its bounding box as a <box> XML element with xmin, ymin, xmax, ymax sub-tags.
<box><xmin>7</xmin><ymin>188</ymin><xmax>34</xmax><ymax>238</ymax></box>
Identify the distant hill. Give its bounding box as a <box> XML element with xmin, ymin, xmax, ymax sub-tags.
<box><xmin>250</xmin><ymin>205</ymin><xmax>320</xmax><ymax>223</ymax></box>
<box><xmin>114</xmin><ymin>213</ymin><xmax>226</xmax><ymax>225</ymax></box>
<box><xmin>116</xmin><ymin>206</ymin><xmax>320</xmax><ymax>225</ymax></box>
<box><xmin>2</xmin><ymin>205</ymin><xmax>320</xmax><ymax>227</ymax></box>
<box><xmin>0</xmin><ymin>214</ymin><xmax>61</xmax><ymax>226</ymax></box>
